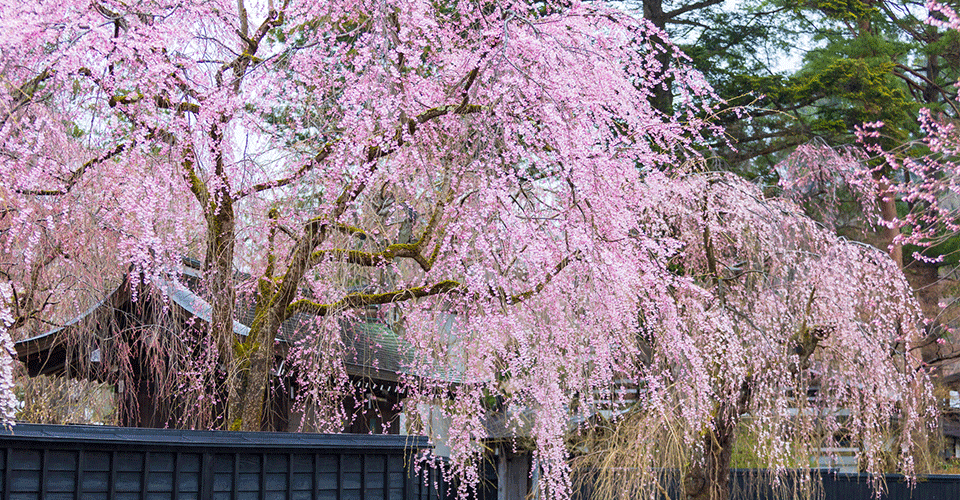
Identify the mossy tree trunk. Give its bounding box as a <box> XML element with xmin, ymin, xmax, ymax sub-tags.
<box><xmin>686</xmin><ymin>414</ymin><xmax>738</xmax><ymax>500</ymax></box>
<box><xmin>685</xmin><ymin>378</ymin><xmax>751</xmax><ymax>500</ymax></box>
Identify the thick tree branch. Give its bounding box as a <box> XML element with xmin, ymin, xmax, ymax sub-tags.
<box><xmin>312</xmin><ymin>245</ymin><xmax>409</xmax><ymax>266</ymax></box>
<box><xmin>108</xmin><ymin>93</ymin><xmax>200</xmax><ymax>114</ymax></box>
<box><xmin>309</xmin><ymin>212</ymin><xmax>438</xmax><ymax>271</ymax></box>
<box><xmin>924</xmin><ymin>349</ymin><xmax>960</xmax><ymax>366</ymax></box>
<box><xmin>216</xmin><ymin>1</ymin><xmax>288</xmax><ymax>87</ymax></box>
<box><xmin>287</xmin><ymin>280</ymin><xmax>463</xmax><ymax>317</ymax></box>
<box><xmin>894</xmin><ymin>63</ymin><xmax>960</xmax><ymax>116</ymax></box>
<box><xmin>665</xmin><ymin>18</ymin><xmax>712</xmax><ymax>28</ymax></box>
<box><xmin>182</xmin><ymin>146</ymin><xmax>210</xmax><ymax>206</ymax></box>
<box><xmin>369</xmin><ymin>103</ymin><xmax>484</xmax><ymax>165</ymax></box>
<box><xmin>415</xmin><ymin>103</ymin><xmax>483</xmax><ymax>128</ymax></box>
<box><xmin>725</xmin><ymin>139</ymin><xmax>801</xmax><ymax>164</ymax></box>
<box><xmin>509</xmin><ymin>251</ymin><xmax>580</xmax><ymax>304</ymax></box>
<box><xmin>0</xmin><ymin>68</ymin><xmax>54</xmax><ymax>128</ymax></box>
<box><xmin>312</xmin><ymin>185</ymin><xmax>451</xmax><ymax>271</ymax></box>
<box><xmin>664</xmin><ymin>0</ymin><xmax>724</xmax><ymax>21</ymax></box>
<box><xmin>290</xmin><ymin>246</ymin><xmax>576</xmax><ymax>319</ymax></box>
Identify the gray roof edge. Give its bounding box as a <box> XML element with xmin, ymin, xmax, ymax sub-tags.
<box><xmin>159</xmin><ymin>278</ymin><xmax>250</xmax><ymax>337</ymax></box>
<box><xmin>15</xmin><ymin>274</ymin><xmax>252</xmax><ymax>351</ymax></box>
<box><xmin>16</xmin><ymin>277</ymin><xmax>130</xmax><ymax>347</ymax></box>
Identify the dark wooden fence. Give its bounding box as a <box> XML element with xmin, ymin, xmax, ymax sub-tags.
<box><xmin>5</xmin><ymin>425</ymin><xmax>959</xmax><ymax>500</ymax></box>
<box><xmin>0</xmin><ymin>424</ymin><xmax>444</xmax><ymax>500</ymax></box>
<box><xmin>574</xmin><ymin>468</ymin><xmax>960</xmax><ymax>500</ymax></box>
<box><xmin>821</xmin><ymin>472</ymin><xmax>960</xmax><ymax>499</ymax></box>
<box><xmin>730</xmin><ymin>469</ymin><xmax>960</xmax><ymax>499</ymax></box>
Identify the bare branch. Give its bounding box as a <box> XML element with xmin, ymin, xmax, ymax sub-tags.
<box><xmin>664</xmin><ymin>0</ymin><xmax>724</xmax><ymax>20</ymax></box>
<box><xmin>238</xmin><ymin>141</ymin><xmax>338</xmax><ymax>197</ymax></box>
<box><xmin>15</xmin><ymin>143</ymin><xmax>128</xmax><ymax>196</ymax></box>
<box><xmin>508</xmin><ymin>251</ymin><xmax>580</xmax><ymax>304</ymax></box>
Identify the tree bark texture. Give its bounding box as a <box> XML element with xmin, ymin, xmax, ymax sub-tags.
<box><xmin>685</xmin><ymin>407</ymin><xmax>737</xmax><ymax>500</ymax></box>
<box><xmin>873</xmin><ymin>171</ymin><xmax>903</xmax><ymax>268</ymax></box>
<box><xmin>203</xmin><ymin>197</ymin><xmax>242</xmax><ymax>430</ymax></box>
<box><xmin>643</xmin><ymin>0</ymin><xmax>674</xmax><ymax>115</ymax></box>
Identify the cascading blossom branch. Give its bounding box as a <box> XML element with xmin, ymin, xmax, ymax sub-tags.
<box><xmin>0</xmin><ymin>286</ymin><xmax>18</xmax><ymax>426</ymax></box>
<box><xmin>394</xmin><ymin>161</ymin><xmax>933</xmax><ymax>500</ymax></box>
<box><xmin>858</xmin><ymin>116</ymin><xmax>960</xmax><ymax>256</ymax></box>
<box><xmin>776</xmin><ymin>142</ymin><xmax>880</xmax><ymax>230</ymax></box>
<box><xmin>565</xmin><ymin>172</ymin><xmax>934</xmax><ymax>500</ymax></box>
<box><xmin>0</xmin><ymin>0</ymin><xmax>935</xmax><ymax>499</ymax></box>
<box><xmin>928</xmin><ymin>0</ymin><xmax>960</xmax><ymax>30</ymax></box>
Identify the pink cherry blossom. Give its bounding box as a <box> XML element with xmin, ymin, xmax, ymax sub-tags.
<box><xmin>0</xmin><ymin>1</ymin><xmax>936</xmax><ymax>499</ymax></box>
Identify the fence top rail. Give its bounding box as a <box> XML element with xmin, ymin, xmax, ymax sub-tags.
<box><xmin>0</xmin><ymin>423</ymin><xmax>430</xmax><ymax>452</ymax></box>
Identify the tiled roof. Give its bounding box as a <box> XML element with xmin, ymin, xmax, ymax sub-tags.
<box><xmin>15</xmin><ymin>267</ymin><xmax>411</xmax><ymax>380</ymax></box>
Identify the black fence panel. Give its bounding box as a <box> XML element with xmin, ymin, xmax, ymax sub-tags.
<box><xmin>0</xmin><ymin>424</ymin><xmax>438</xmax><ymax>500</ymax></box>
<box><xmin>574</xmin><ymin>469</ymin><xmax>960</xmax><ymax>500</ymax></box>
<box><xmin>817</xmin><ymin>472</ymin><xmax>960</xmax><ymax>500</ymax></box>
<box><xmin>729</xmin><ymin>470</ymin><xmax>960</xmax><ymax>499</ymax></box>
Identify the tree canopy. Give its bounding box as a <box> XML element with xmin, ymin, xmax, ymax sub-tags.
<box><xmin>0</xmin><ymin>1</ymin><xmax>943</xmax><ymax>500</ymax></box>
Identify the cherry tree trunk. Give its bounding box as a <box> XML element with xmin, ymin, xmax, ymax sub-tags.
<box><xmin>238</xmin><ymin>330</ymin><xmax>275</xmax><ymax>431</ymax></box>
<box><xmin>236</xmin><ymin>312</ymin><xmax>280</xmax><ymax>431</ymax></box>
<box><xmin>235</xmin><ymin>223</ymin><xmax>326</xmax><ymax>431</ymax></box>
<box><xmin>203</xmin><ymin>198</ymin><xmax>242</xmax><ymax>430</ymax></box>
<box><xmin>685</xmin><ymin>414</ymin><xmax>737</xmax><ymax>500</ymax></box>
<box><xmin>873</xmin><ymin>171</ymin><xmax>903</xmax><ymax>268</ymax></box>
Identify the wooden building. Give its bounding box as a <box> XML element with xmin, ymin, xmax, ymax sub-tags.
<box><xmin>13</xmin><ymin>261</ymin><xmax>538</xmax><ymax>500</ymax></box>
<box><xmin>14</xmin><ymin>260</ymin><xmax>409</xmax><ymax>434</ymax></box>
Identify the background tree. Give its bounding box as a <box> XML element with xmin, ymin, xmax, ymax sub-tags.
<box><xmin>677</xmin><ymin>0</ymin><xmax>958</xmax><ymax>163</ymax></box>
